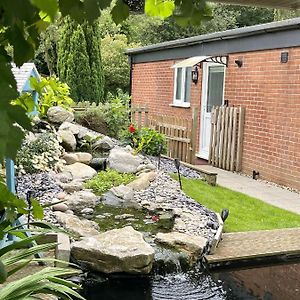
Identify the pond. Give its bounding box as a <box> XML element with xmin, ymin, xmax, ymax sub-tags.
<box><xmin>82</xmin><ymin>262</ymin><xmax>300</xmax><ymax>300</ymax></box>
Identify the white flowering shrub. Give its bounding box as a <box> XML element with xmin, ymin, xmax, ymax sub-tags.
<box><xmin>16</xmin><ymin>132</ymin><xmax>64</xmax><ymax>175</ymax></box>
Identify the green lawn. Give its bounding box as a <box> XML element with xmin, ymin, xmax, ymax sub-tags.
<box><xmin>172</xmin><ymin>175</ymin><xmax>300</xmax><ymax>233</ymax></box>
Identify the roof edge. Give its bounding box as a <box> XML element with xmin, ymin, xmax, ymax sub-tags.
<box><xmin>126</xmin><ymin>17</ymin><xmax>300</xmax><ymax>56</ymax></box>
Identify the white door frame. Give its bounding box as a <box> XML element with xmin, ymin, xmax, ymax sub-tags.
<box><xmin>199</xmin><ymin>62</ymin><xmax>226</xmax><ymax>159</ymax></box>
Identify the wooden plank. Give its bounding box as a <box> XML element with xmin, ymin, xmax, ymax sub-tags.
<box><xmin>236</xmin><ymin>107</ymin><xmax>245</xmax><ymax>172</ymax></box>
<box><xmin>214</xmin><ymin>107</ymin><xmax>221</xmax><ymax>167</ymax></box>
<box><xmin>211</xmin><ymin>107</ymin><xmax>219</xmax><ymax>166</ymax></box>
<box><xmin>137</xmin><ymin>107</ymin><xmax>142</xmax><ymax>130</ymax></box>
<box><xmin>205</xmin><ymin>228</ymin><xmax>300</xmax><ymax>267</ymax></box>
<box><xmin>219</xmin><ymin>107</ymin><xmax>226</xmax><ymax>168</ymax></box>
<box><xmin>208</xmin><ymin>106</ymin><xmax>215</xmax><ymax>164</ymax></box>
<box><xmin>230</xmin><ymin>108</ymin><xmax>238</xmax><ymax>171</ymax></box>
<box><xmin>190</xmin><ymin>107</ymin><xmax>198</xmax><ymax>164</ymax></box>
<box><xmin>144</xmin><ymin>104</ymin><xmax>149</xmax><ymax>127</ymax></box>
<box><xmin>226</xmin><ymin>107</ymin><xmax>234</xmax><ymax>170</ymax></box>
<box><xmin>222</xmin><ymin>107</ymin><xmax>229</xmax><ymax>169</ymax></box>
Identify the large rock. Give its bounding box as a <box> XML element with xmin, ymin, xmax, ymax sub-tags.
<box><xmin>64</xmin><ymin>190</ymin><xmax>98</xmax><ymax>214</ymax></box>
<box><xmin>127</xmin><ymin>172</ymin><xmax>156</xmax><ymax>191</ymax></box>
<box><xmin>63</xmin><ymin>162</ymin><xmax>96</xmax><ymax>180</ymax></box>
<box><xmin>63</xmin><ymin>152</ymin><xmax>92</xmax><ymax>165</ymax></box>
<box><xmin>93</xmin><ymin>136</ymin><xmax>114</xmax><ymax>151</ymax></box>
<box><xmin>155</xmin><ymin>232</ymin><xmax>207</xmax><ymax>259</ymax></box>
<box><xmin>60</xmin><ymin>180</ymin><xmax>85</xmax><ymax>193</ymax></box>
<box><xmin>58</xmin><ymin>130</ymin><xmax>76</xmax><ymax>151</ymax></box>
<box><xmin>108</xmin><ymin>147</ymin><xmax>143</xmax><ymax>173</ymax></box>
<box><xmin>62</xmin><ymin>153</ymin><xmax>78</xmax><ymax>165</ymax></box>
<box><xmin>71</xmin><ymin>226</ymin><xmax>154</xmax><ymax>274</ymax></box>
<box><xmin>110</xmin><ymin>184</ymin><xmax>134</xmax><ymax>201</ymax></box>
<box><xmin>59</xmin><ymin>122</ymin><xmax>80</xmax><ymax>135</ymax></box>
<box><xmin>101</xmin><ymin>191</ymin><xmax>140</xmax><ymax>209</ymax></box>
<box><xmin>75</xmin><ymin>152</ymin><xmax>92</xmax><ymax>164</ymax></box>
<box><xmin>47</xmin><ymin>106</ymin><xmax>74</xmax><ymax>124</ymax></box>
<box><xmin>55</xmin><ymin>211</ymin><xmax>99</xmax><ymax>237</ymax></box>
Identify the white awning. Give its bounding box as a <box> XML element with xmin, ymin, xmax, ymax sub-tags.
<box><xmin>172</xmin><ymin>55</ymin><xmax>228</xmax><ymax>68</ymax></box>
<box><xmin>172</xmin><ymin>56</ymin><xmax>211</xmax><ymax>68</ymax></box>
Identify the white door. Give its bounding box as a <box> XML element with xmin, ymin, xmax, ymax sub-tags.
<box><xmin>199</xmin><ymin>63</ymin><xmax>225</xmax><ymax>159</ymax></box>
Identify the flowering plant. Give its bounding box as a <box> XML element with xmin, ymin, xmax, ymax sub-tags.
<box><xmin>16</xmin><ymin>132</ymin><xmax>64</xmax><ymax>175</ymax></box>
<box><xmin>129</xmin><ymin>124</ymin><xmax>135</xmax><ymax>133</ymax></box>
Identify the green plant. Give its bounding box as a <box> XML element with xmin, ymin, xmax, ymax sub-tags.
<box><xmin>76</xmin><ymin>90</ymin><xmax>130</xmax><ymax>138</ymax></box>
<box><xmin>0</xmin><ymin>225</ymin><xmax>84</xmax><ymax>300</ymax></box>
<box><xmin>102</xmin><ymin>90</ymin><xmax>130</xmax><ymax>138</ymax></box>
<box><xmin>75</xmin><ymin>107</ymin><xmax>108</xmax><ymax>135</ymax></box>
<box><xmin>136</xmin><ymin>128</ymin><xmax>166</xmax><ymax>156</ymax></box>
<box><xmin>57</xmin><ymin>18</ymin><xmax>104</xmax><ymax>103</ymax></box>
<box><xmin>121</xmin><ymin>126</ymin><xmax>166</xmax><ymax>156</ymax></box>
<box><xmin>85</xmin><ymin>169</ymin><xmax>135</xmax><ymax>195</ymax></box>
<box><xmin>16</xmin><ymin>132</ymin><xmax>64</xmax><ymax>175</ymax></box>
<box><xmin>30</xmin><ymin>76</ymin><xmax>74</xmax><ymax>117</ymax></box>
<box><xmin>11</xmin><ymin>93</ymin><xmax>36</xmax><ymax>114</ymax></box>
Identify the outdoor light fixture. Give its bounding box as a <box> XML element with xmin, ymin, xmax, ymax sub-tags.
<box><xmin>221</xmin><ymin>209</ymin><xmax>229</xmax><ymax>222</ymax></box>
<box><xmin>191</xmin><ymin>66</ymin><xmax>199</xmax><ymax>84</ymax></box>
<box><xmin>174</xmin><ymin>158</ymin><xmax>182</xmax><ymax>190</ymax></box>
<box><xmin>157</xmin><ymin>144</ymin><xmax>163</xmax><ymax>170</ymax></box>
<box><xmin>234</xmin><ymin>59</ymin><xmax>243</xmax><ymax>68</ymax></box>
<box><xmin>281</xmin><ymin>52</ymin><xmax>289</xmax><ymax>63</ymax></box>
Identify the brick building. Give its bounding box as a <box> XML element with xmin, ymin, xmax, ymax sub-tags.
<box><xmin>127</xmin><ymin>18</ymin><xmax>300</xmax><ymax>191</ymax></box>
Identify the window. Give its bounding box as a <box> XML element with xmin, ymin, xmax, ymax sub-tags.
<box><xmin>173</xmin><ymin>66</ymin><xmax>192</xmax><ymax>106</ymax></box>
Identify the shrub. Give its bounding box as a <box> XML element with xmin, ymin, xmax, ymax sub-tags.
<box><xmin>16</xmin><ymin>132</ymin><xmax>64</xmax><ymax>175</ymax></box>
<box><xmin>75</xmin><ymin>107</ymin><xmax>108</xmax><ymax>135</ymax></box>
<box><xmin>85</xmin><ymin>169</ymin><xmax>135</xmax><ymax>195</ymax></box>
<box><xmin>75</xmin><ymin>89</ymin><xmax>130</xmax><ymax>138</ymax></box>
<box><xmin>121</xmin><ymin>126</ymin><xmax>166</xmax><ymax>156</ymax></box>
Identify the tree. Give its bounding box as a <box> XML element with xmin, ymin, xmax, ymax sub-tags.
<box><xmin>101</xmin><ymin>34</ymin><xmax>139</xmax><ymax>94</ymax></box>
<box><xmin>57</xmin><ymin>18</ymin><xmax>104</xmax><ymax>103</ymax></box>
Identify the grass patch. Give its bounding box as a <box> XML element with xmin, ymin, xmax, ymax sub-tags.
<box><xmin>171</xmin><ymin>175</ymin><xmax>300</xmax><ymax>233</ymax></box>
<box><xmin>85</xmin><ymin>169</ymin><xmax>135</xmax><ymax>195</ymax></box>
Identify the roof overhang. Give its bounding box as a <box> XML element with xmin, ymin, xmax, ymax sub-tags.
<box><xmin>172</xmin><ymin>55</ymin><xmax>228</xmax><ymax>68</ymax></box>
<box><xmin>211</xmin><ymin>0</ymin><xmax>300</xmax><ymax>9</ymax></box>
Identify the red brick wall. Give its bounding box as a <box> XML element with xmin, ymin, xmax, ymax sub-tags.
<box><xmin>131</xmin><ymin>47</ymin><xmax>300</xmax><ymax>191</ymax></box>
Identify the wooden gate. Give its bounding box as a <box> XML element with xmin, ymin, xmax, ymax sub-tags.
<box><xmin>149</xmin><ymin>109</ymin><xmax>198</xmax><ymax>164</ymax></box>
<box><xmin>209</xmin><ymin>106</ymin><xmax>245</xmax><ymax>171</ymax></box>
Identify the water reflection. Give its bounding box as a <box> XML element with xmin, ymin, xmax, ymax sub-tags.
<box><xmin>83</xmin><ymin>263</ymin><xmax>300</xmax><ymax>300</ymax></box>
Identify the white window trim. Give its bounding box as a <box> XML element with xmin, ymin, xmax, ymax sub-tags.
<box><xmin>173</xmin><ymin>66</ymin><xmax>191</xmax><ymax>106</ymax></box>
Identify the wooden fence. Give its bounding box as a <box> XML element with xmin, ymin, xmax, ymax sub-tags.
<box><xmin>131</xmin><ymin>105</ymin><xmax>149</xmax><ymax>129</ymax></box>
<box><xmin>131</xmin><ymin>106</ymin><xmax>198</xmax><ymax>164</ymax></box>
<box><xmin>208</xmin><ymin>106</ymin><xmax>245</xmax><ymax>171</ymax></box>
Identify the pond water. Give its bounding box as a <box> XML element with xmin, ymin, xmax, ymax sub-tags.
<box><xmin>82</xmin><ymin>262</ymin><xmax>300</xmax><ymax>300</ymax></box>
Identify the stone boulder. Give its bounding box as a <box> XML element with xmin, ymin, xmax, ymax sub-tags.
<box><xmin>110</xmin><ymin>184</ymin><xmax>134</xmax><ymax>201</ymax></box>
<box><xmin>58</xmin><ymin>130</ymin><xmax>76</xmax><ymax>151</ymax></box>
<box><xmin>60</xmin><ymin>180</ymin><xmax>85</xmax><ymax>193</ymax></box>
<box><xmin>71</xmin><ymin>226</ymin><xmax>154</xmax><ymax>274</ymax></box>
<box><xmin>155</xmin><ymin>232</ymin><xmax>207</xmax><ymax>262</ymax></box>
<box><xmin>127</xmin><ymin>171</ymin><xmax>156</xmax><ymax>191</ymax></box>
<box><xmin>93</xmin><ymin>136</ymin><xmax>114</xmax><ymax>151</ymax></box>
<box><xmin>64</xmin><ymin>190</ymin><xmax>99</xmax><ymax>214</ymax></box>
<box><xmin>47</xmin><ymin>106</ymin><xmax>74</xmax><ymax>124</ymax></box>
<box><xmin>63</xmin><ymin>163</ymin><xmax>97</xmax><ymax>180</ymax></box>
<box><xmin>89</xmin><ymin>158</ymin><xmax>107</xmax><ymax>171</ymax></box>
<box><xmin>59</xmin><ymin>122</ymin><xmax>80</xmax><ymax>135</ymax></box>
<box><xmin>108</xmin><ymin>147</ymin><xmax>143</xmax><ymax>173</ymax></box>
<box><xmin>55</xmin><ymin>211</ymin><xmax>99</xmax><ymax>237</ymax></box>
<box><xmin>62</xmin><ymin>153</ymin><xmax>78</xmax><ymax>165</ymax></box>
<box><xmin>63</xmin><ymin>152</ymin><xmax>92</xmax><ymax>165</ymax></box>
<box><xmin>75</xmin><ymin>152</ymin><xmax>92</xmax><ymax>164</ymax></box>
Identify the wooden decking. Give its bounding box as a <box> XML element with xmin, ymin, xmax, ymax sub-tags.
<box><xmin>205</xmin><ymin>228</ymin><xmax>300</xmax><ymax>269</ymax></box>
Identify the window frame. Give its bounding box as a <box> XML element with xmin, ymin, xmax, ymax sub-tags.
<box><xmin>172</xmin><ymin>66</ymin><xmax>191</xmax><ymax>107</ymax></box>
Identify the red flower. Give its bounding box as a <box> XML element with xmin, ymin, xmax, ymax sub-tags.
<box><xmin>151</xmin><ymin>215</ymin><xmax>159</xmax><ymax>222</ymax></box>
<box><xmin>129</xmin><ymin>124</ymin><xmax>135</xmax><ymax>133</ymax></box>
